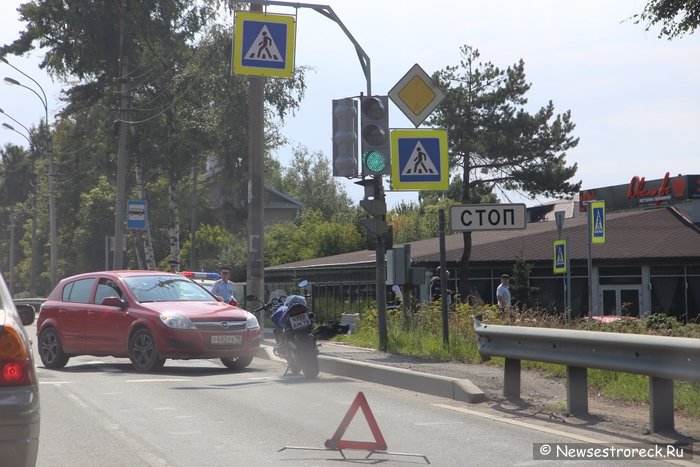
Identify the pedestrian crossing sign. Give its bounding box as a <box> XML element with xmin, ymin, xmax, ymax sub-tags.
<box><xmin>553</xmin><ymin>239</ymin><xmax>567</xmax><ymax>274</ymax></box>
<box><xmin>390</xmin><ymin>129</ymin><xmax>448</xmax><ymax>190</ymax></box>
<box><xmin>233</xmin><ymin>11</ymin><xmax>296</xmax><ymax>78</ymax></box>
<box><xmin>590</xmin><ymin>201</ymin><xmax>606</xmax><ymax>244</ymax></box>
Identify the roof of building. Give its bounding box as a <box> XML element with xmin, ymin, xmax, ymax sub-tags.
<box><xmin>266</xmin><ymin>206</ymin><xmax>700</xmax><ymax>271</ymax></box>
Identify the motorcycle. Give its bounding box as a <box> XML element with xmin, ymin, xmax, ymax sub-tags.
<box><xmin>247</xmin><ymin>280</ymin><xmax>319</xmax><ymax>379</ymax></box>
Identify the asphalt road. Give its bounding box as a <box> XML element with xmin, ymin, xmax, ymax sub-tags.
<box><xmin>27</xmin><ymin>323</ymin><xmax>685</xmax><ymax>466</ymax></box>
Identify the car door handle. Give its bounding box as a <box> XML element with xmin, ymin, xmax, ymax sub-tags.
<box><xmin>88</xmin><ymin>311</ymin><xmax>97</xmax><ymax>316</ymax></box>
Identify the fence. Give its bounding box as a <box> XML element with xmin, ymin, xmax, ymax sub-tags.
<box><xmin>473</xmin><ymin>316</ymin><xmax>700</xmax><ymax>433</ymax></box>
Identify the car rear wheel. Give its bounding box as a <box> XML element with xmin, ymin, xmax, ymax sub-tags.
<box><xmin>39</xmin><ymin>327</ymin><xmax>69</xmax><ymax>369</ymax></box>
<box><xmin>220</xmin><ymin>354</ymin><xmax>253</xmax><ymax>370</ymax></box>
<box><xmin>129</xmin><ymin>328</ymin><xmax>165</xmax><ymax>372</ymax></box>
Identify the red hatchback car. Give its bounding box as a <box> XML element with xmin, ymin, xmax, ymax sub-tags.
<box><xmin>37</xmin><ymin>271</ymin><xmax>261</xmax><ymax>372</ymax></box>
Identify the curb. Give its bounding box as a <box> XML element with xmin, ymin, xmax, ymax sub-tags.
<box><xmin>255</xmin><ymin>344</ymin><xmax>486</xmax><ymax>404</ymax></box>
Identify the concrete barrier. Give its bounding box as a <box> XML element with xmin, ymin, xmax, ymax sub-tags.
<box><xmin>256</xmin><ymin>344</ymin><xmax>485</xmax><ymax>403</ymax></box>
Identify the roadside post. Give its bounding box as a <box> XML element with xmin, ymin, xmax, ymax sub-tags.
<box><xmin>438</xmin><ymin>210</ymin><xmax>448</xmax><ymax>348</ymax></box>
<box><xmin>585</xmin><ymin>200</ymin><xmax>606</xmax><ymax>316</ymax></box>
<box><xmin>554</xmin><ymin>210</ymin><xmax>571</xmax><ymax>321</ymax></box>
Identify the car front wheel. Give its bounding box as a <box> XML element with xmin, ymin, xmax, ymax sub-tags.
<box><xmin>220</xmin><ymin>354</ymin><xmax>253</xmax><ymax>370</ymax></box>
<box><xmin>129</xmin><ymin>328</ymin><xmax>165</xmax><ymax>372</ymax></box>
<box><xmin>39</xmin><ymin>327</ymin><xmax>69</xmax><ymax>369</ymax></box>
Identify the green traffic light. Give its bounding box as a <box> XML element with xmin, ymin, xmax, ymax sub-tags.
<box><xmin>363</xmin><ymin>150</ymin><xmax>387</xmax><ymax>173</ymax></box>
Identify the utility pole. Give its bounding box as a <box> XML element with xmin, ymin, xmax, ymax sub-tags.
<box><xmin>9</xmin><ymin>210</ymin><xmax>15</xmax><ymax>294</ymax></box>
<box><xmin>114</xmin><ymin>2</ymin><xmax>128</xmax><ymax>269</ymax></box>
<box><xmin>247</xmin><ymin>2</ymin><xmax>265</xmax><ymax>317</ymax></box>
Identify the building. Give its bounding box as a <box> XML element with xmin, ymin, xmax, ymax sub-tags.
<box><xmin>265</xmin><ymin>173</ymin><xmax>700</xmax><ymax>324</ymax></box>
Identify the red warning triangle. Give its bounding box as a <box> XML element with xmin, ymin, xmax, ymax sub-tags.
<box><xmin>324</xmin><ymin>392</ymin><xmax>387</xmax><ymax>451</ymax></box>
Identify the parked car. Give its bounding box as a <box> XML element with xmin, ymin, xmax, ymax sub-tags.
<box><xmin>37</xmin><ymin>271</ymin><xmax>261</xmax><ymax>373</ymax></box>
<box><xmin>0</xmin><ymin>274</ymin><xmax>40</xmax><ymax>467</ymax></box>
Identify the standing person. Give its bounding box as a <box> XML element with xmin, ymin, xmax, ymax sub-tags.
<box><xmin>167</xmin><ymin>259</ymin><xmax>180</xmax><ymax>274</ymax></box>
<box><xmin>211</xmin><ymin>266</ymin><xmax>237</xmax><ymax>305</ymax></box>
<box><xmin>496</xmin><ymin>273</ymin><xmax>512</xmax><ymax>315</ymax></box>
<box><xmin>429</xmin><ymin>266</ymin><xmax>452</xmax><ymax>303</ymax></box>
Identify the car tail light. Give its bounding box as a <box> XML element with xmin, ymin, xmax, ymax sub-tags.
<box><xmin>0</xmin><ymin>324</ymin><xmax>35</xmax><ymax>386</ymax></box>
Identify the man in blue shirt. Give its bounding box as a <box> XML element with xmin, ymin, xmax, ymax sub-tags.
<box><xmin>211</xmin><ymin>266</ymin><xmax>236</xmax><ymax>305</ymax></box>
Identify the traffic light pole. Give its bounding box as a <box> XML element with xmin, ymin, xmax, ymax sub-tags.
<box><xmin>246</xmin><ymin>0</ymin><xmax>387</xmax><ymax>350</ymax></box>
<box><xmin>246</xmin><ymin>1</ymin><xmax>371</xmax><ymax>95</ymax></box>
<box><xmin>375</xmin><ymin>199</ymin><xmax>388</xmax><ymax>350</ymax></box>
<box><xmin>369</xmin><ymin>176</ymin><xmax>388</xmax><ymax>351</ymax></box>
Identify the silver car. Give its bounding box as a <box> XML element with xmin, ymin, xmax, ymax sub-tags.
<box><xmin>0</xmin><ymin>274</ymin><xmax>40</xmax><ymax>466</ymax></box>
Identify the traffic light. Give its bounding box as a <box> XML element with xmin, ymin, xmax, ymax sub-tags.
<box><xmin>332</xmin><ymin>98</ymin><xmax>358</xmax><ymax>178</ymax></box>
<box><xmin>355</xmin><ymin>177</ymin><xmax>388</xmax><ymax>236</ymax></box>
<box><xmin>360</xmin><ymin>95</ymin><xmax>390</xmax><ymax>176</ymax></box>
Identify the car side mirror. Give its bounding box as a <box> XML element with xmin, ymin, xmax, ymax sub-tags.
<box><xmin>101</xmin><ymin>296</ymin><xmax>127</xmax><ymax>308</ymax></box>
<box><xmin>16</xmin><ymin>304</ymin><xmax>35</xmax><ymax>326</ymax></box>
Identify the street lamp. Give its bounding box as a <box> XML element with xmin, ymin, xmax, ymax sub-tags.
<box><xmin>0</xmin><ymin>108</ymin><xmax>32</xmax><ymax>136</ymax></box>
<box><xmin>1</xmin><ymin>121</ymin><xmax>41</xmax><ymax>295</ymax></box>
<box><xmin>2</xmin><ymin>58</ymin><xmax>57</xmax><ymax>287</ymax></box>
<box><xmin>2</xmin><ymin>122</ymin><xmax>31</xmax><ymax>144</ymax></box>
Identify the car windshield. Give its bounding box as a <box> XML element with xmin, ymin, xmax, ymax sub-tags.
<box><xmin>123</xmin><ymin>275</ymin><xmax>215</xmax><ymax>303</ymax></box>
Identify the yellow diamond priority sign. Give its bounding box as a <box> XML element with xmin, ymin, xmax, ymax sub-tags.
<box><xmin>389</xmin><ymin>64</ymin><xmax>445</xmax><ymax>127</ymax></box>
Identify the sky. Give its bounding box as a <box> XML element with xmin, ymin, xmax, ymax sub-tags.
<box><xmin>1</xmin><ymin>1</ymin><xmax>699</xmax><ymax>210</ymax></box>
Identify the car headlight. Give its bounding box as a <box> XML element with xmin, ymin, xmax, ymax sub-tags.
<box><xmin>246</xmin><ymin>312</ymin><xmax>260</xmax><ymax>330</ymax></box>
<box><xmin>160</xmin><ymin>312</ymin><xmax>196</xmax><ymax>329</ymax></box>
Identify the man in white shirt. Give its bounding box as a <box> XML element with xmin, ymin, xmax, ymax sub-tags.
<box><xmin>496</xmin><ymin>273</ymin><xmax>511</xmax><ymax>315</ymax></box>
<box><xmin>211</xmin><ymin>266</ymin><xmax>236</xmax><ymax>305</ymax></box>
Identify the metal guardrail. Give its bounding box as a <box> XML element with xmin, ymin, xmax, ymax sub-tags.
<box><xmin>12</xmin><ymin>298</ymin><xmax>46</xmax><ymax>313</ymax></box>
<box><xmin>473</xmin><ymin>316</ymin><xmax>700</xmax><ymax>434</ymax></box>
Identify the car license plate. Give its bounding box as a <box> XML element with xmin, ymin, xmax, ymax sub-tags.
<box><xmin>289</xmin><ymin>313</ymin><xmax>311</xmax><ymax>330</ymax></box>
<box><xmin>211</xmin><ymin>335</ymin><xmax>242</xmax><ymax>345</ymax></box>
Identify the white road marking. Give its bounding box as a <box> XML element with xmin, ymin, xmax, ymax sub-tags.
<box><xmin>126</xmin><ymin>378</ymin><xmax>192</xmax><ymax>383</ymax></box>
<box><xmin>435</xmin><ymin>403</ymin><xmax>610</xmax><ymax>443</ymax></box>
<box><xmin>39</xmin><ymin>381</ymin><xmax>75</xmax><ymax>385</ymax></box>
<box><xmin>435</xmin><ymin>404</ymin><xmax>698</xmax><ymax>466</ymax></box>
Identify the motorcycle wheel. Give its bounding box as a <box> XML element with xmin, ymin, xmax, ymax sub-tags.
<box><xmin>288</xmin><ymin>361</ymin><xmax>302</xmax><ymax>375</ymax></box>
<box><xmin>286</xmin><ymin>351</ymin><xmax>302</xmax><ymax>375</ymax></box>
<box><xmin>301</xmin><ymin>356</ymin><xmax>319</xmax><ymax>379</ymax></box>
<box><xmin>300</xmin><ymin>342</ymin><xmax>319</xmax><ymax>379</ymax></box>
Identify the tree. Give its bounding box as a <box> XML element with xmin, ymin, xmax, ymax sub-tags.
<box><xmin>271</xmin><ymin>145</ymin><xmax>355</xmax><ymax>222</ymax></box>
<box><xmin>2</xmin><ymin>4</ymin><xmax>308</xmax><ymax>290</ymax></box>
<box><xmin>389</xmin><ymin>197</ymin><xmax>456</xmax><ymax>244</ymax></box>
<box><xmin>430</xmin><ymin>46</ymin><xmax>581</xmax><ymax>301</ymax></box>
<box><xmin>73</xmin><ymin>176</ymin><xmax>116</xmax><ymax>273</ymax></box>
<box><xmin>509</xmin><ymin>253</ymin><xmax>539</xmax><ymax>309</ymax></box>
<box><xmin>634</xmin><ymin>0</ymin><xmax>700</xmax><ymax>38</ymax></box>
<box><xmin>265</xmin><ymin>210</ymin><xmax>363</xmax><ymax>266</ymax></box>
